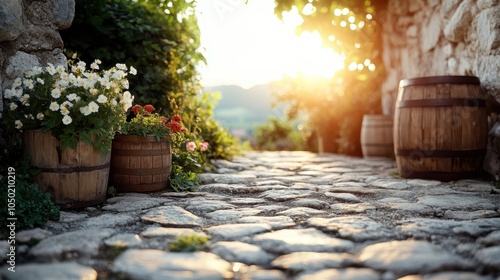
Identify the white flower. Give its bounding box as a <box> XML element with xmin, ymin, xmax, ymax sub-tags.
<box><xmin>111</xmin><ymin>70</ymin><xmax>126</xmax><ymax>80</ymax></box>
<box><xmin>97</xmin><ymin>94</ymin><xmax>108</xmax><ymax>104</ymax></box>
<box><xmin>49</xmin><ymin>101</ymin><xmax>60</xmax><ymax>111</ymax></box>
<box><xmin>9</xmin><ymin>103</ymin><xmax>18</xmax><ymax>111</ymax></box>
<box><xmin>60</xmin><ymin>106</ymin><xmax>70</xmax><ymax>115</ymax></box>
<box><xmin>20</xmin><ymin>94</ymin><xmax>30</xmax><ymax>105</ymax></box>
<box><xmin>80</xmin><ymin>106</ymin><xmax>91</xmax><ymax>116</ymax></box>
<box><xmin>62</xmin><ymin>101</ymin><xmax>74</xmax><ymax>108</ymax></box>
<box><xmin>13</xmin><ymin>89</ymin><xmax>23</xmax><ymax>99</ymax></box>
<box><xmin>95</xmin><ymin>59</ymin><xmax>102</xmax><ymax>65</ymax></box>
<box><xmin>46</xmin><ymin>64</ymin><xmax>57</xmax><ymax>75</ymax></box>
<box><xmin>60</xmin><ymin>72</ymin><xmax>69</xmax><ymax>80</ymax></box>
<box><xmin>111</xmin><ymin>99</ymin><xmax>118</xmax><ymax>106</ymax></box>
<box><xmin>116</xmin><ymin>63</ymin><xmax>127</xmax><ymax>70</ymax></box>
<box><xmin>14</xmin><ymin>120</ymin><xmax>23</xmax><ymax>129</ymax></box>
<box><xmin>72</xmin><ymin>53</ymin><xmax>77</xmax><ymax>59</ymax></box>
<box><xmin>77</xmin><ymin>61</ymin><xmax>86</xmax><ymax>69</ymax></box>
<box><xmin>121</xmin><ymin>79</ymin><xmax>129</xmax><ymax>89</ymax></box>
<box><xmin>36</xmin><ymin>113</ymin><xmax>45</xmax><ymax>120</ymax></box>
<box><xmin>3</xmin><ymin>89</ymin><xmax>13</xmax><ymax>99</ymax></box>
<box><xmin>51</xmin><ymin>88</ymin><xmax>61</xmax><ymax>98</ymax></box>
<box><xmin>56</xmin><ymin>65</ymin><xmax>66</xmax><ymax>74</ymax></box>
<box><xmin>90</xmin><ymin>62</ymin><xmax>99</xmax><ymax>70</ymax></box>
<box><xmin>13</xmin><ymin>78</ymin><xmax>22</xmax><ymax>88</ymax></box>
<box><xmin>90</xmin><ymin>88</ymin><xmax>99</xmax><ymax>95</ymax></box>
<box><xmin>88</xmin><ymin>101</ymin><xmax>99</xmax><ymax>113</ymax></box>
<box><xmin>129</xmin><ymin>66</ymin><xmax>137</xmax><ymax>75</ymax></box>
<box><xmin>62</xmin><ymin>115</ymin><xmax>72</xmax><ymax>125</ymax></box>
<box><xmin>37</xmin><ymin>78</ymin><xmax>45</xmax><ymax>85</ymax></box>
<box><xmin>25</xmin><ymin>114</ymin><xmax>34</xmax><ymax>120</ymax></box>
<box><xmin>123</xmin><ymin>91</ymin><xmax>132</xmax><ymax>100</ymax></box>
<box><xmin>23</xmin><ymin>79</ymin><xmax>34</xmax><ymax>89</ymax></box>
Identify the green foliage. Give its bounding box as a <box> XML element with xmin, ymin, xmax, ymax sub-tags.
<box><xmin>168</xmin><ymin>234</ymin><xmax>209</xmax><ymax>252</ymax></box>
<box><xmin>0</xmin><ymin>156</ymin><xmax>60</xmax><ymax>230</ymax></box>
<box><xmin>253</xmin><ymin>116</ymin><xmax>306</xmax><ymax>151</ymax></box>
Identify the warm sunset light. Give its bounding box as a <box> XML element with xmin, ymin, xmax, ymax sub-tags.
<box><xmin>196</xmin><ymin>1</ymin><xmax>345</xmax><ymax>88</ymax></box>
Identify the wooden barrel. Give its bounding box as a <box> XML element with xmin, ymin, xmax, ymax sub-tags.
<box><xmin>110</xmin><ymin>134</ymin><xmax>171</xmax><ymax>192</ymax></box>
<box><xmin>23</xmin><ymin>130</ymin><xmax>110</xmax><ymax>209</ymax></box>
<box><xmin>361</xmin><ymin>115</ymin><xmax>394</xmax><ymax>158</ymax></box>
<box><xmin>394</xmin><ymin>76</ymin><xmax>488</xmax><ymax>181</ymax></box>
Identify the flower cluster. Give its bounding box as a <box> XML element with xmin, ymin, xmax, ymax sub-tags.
<box><xmin>120</xmin><ymin>104</ymin><xmax>186</xmax><ymax>141</ymax></box>
<box><xmin>186</xmin><ymin>141</ymin><xmax>209</xmax><ymax>152</ymax></box>
<box><xmin>2</xmin><ymin>58</ymin><xmax>136</xmax><ymax>153</ymax></box>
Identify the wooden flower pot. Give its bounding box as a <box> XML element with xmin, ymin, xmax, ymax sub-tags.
<box><xmin>110</xmin><ymin>134</ymin><xmax>172</xmax><ymax>192</ymax></box>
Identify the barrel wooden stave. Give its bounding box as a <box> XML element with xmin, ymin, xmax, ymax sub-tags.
<box><xmin>394</xmin><ymin>76</ymin><xmax>487</xmax><ymax>181</ymax></box>
<box><xmin>361</xmin><ymin>115</ymin><xmax>394</xmax><ymax>158</ymax></box>
<box><xmin>110</xmin><ymin>134</ymin><xmax>171</xmax><ymax>192</ymax></box>
<box><xmin>23</xmin><ymin>130</ymin><xmax>110</xmax><ymax>209</ymax></box>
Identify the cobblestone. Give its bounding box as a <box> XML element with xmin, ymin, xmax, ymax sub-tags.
<box><xmin>1</xmin><ymin>151</ymin><xmax>499</xmax><ymax>279</ymax></box>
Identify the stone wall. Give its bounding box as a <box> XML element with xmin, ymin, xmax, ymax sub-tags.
<box><xmin>381</xmin><ymin>0</ymin><xmax>500</xmax><ymax>178</ymax></box>
<box><xmin>0</xmin><ymin>0</ymin><xmax>75</xmax><ymax>112</ymax></box>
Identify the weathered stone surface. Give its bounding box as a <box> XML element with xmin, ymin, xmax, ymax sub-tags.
<box><xmin>259</xmin><ymin>189</ymin><xmax>314</xmax><ymax>201</ymax></box>
<box><xmin>398</xmin><ymin>272</ymin><xmax>494</xmax><ymax>280</ymax></box>
<box><xmin>0</xmin><ymin>240</ymin><xmax>8</xmax><ymax>262</ymax></box>
<box><xmin>102</xmin><ymin>195</ymin><xmax>166</xmax><ymax>212</ymax></box>
<box><xmin>324</xmin><ymin>192</ymin><xmax>361</xmax><ymax>203</ymax></box>
<box><xmin>206</xmin><ymin>223</ymin><xmax>272</xmax><ymax>240</ymax></box>
<box><xmin>417</xmin><ymin>194</ymin><xmax>496</xmax><ymax>210</ymax></box>
<box><xmin>59</xmin><ymin>211</ymin><xmax>88</xmax><ymax>223</ymax></box>
<box><xmin>140</xmin><ymin>227</ymin><xmax>206</xmax><ymax>238</ymax></box>
<box><xmin>297</xmin><ymin>268</ymin><xmax>380</xmax><ymax>280</ymax></box>
<box><xmin>0</xmin><ymin>262</ymin><xmax>97</xmax><ymax>280</ymax></box>
<box><xmin>308</xmin><ymin>216</ymin><xmax>395</xmax><ymax>242</ymax></box>
<box><xmin>359</xmin><ymin>240</ymin><xmax>472</xmax><ymax>274</ymax></box>
<box><xmin>186</xmin><ymin>200</ymin><xmax>235</xmax><ymax>213</ymax></box>
<box><xmin>330</xmin><ymin>203</ymin><xmax>376</xmax><ymax>214</ymax></box>
<box><xmin>276</xmin><ymin>207</ymin><xmax>326</xmax><ymax>218</ymax></box>
<box><xmin>444</xmin><ymin>210</ymin><xmax>500</xmax><ymax>220</ymax></box>
<box><xmin>198</xmin><ymin>173</ymin><xmax>256</xmax><ymax>185</ymax></box>
<box><xmin>30</xmin><ymin>229</ymin><xmax>115</xmax><ymax>258</ymax></box>
<box><xmin>237</xmin><ymin>216</ymin><xmax>296</xmax><ymax>229</ymax></box>
<box><xmin>477</xmin><ymin>6</ymin><xmax>500</xmax><ymax>52</ymax></box>
<box><xmin>421</xmin><ymin>12</ymin><xmax>442</xmax><ymax>52</ymax></box>
<box><xmin>253</xmin><ymin>228</ymin><xmax>354</xmax><ymax>254</ymax></box>
<box><xmin>370</xmin><ymin>179</ymin><xmax>410</xmax><ymax>190</ymax></box>
<box><xmin>53</xmin><ymin>0</ymin><xmax>75</xmax><ymax>30</ymax></box>
<box><xmin>291</xmin><ymin>198</ymin><xmax>330</xmax><ymax>209</ymax></box>
<box><xmin>443</xmin><ymin>0</ymin><xmax>473</xmax><ymax>42</ymax></box>
<box><xmin>475</xmin><ymin>246</ymin><xmax>500</xmax><ymax>267</ymax></box>
<box><xmin>16</xmin><ymin>228</ymin><xmax>53</xmax><ymax>243</ymax></box>
<box><xmin>104</xmin><ymin>233</ymin><xmax>142</xmax><ymax>248</ymax></box>
<box><xmin>112</xmin><ymin>250</ymin><xmax>232</xmax><ymax>279</ymax></box>
<box><xmin>0</xmin><ymin>0</ymin><xmax>23</xmax><ymax>42</ymax></box>
<box><xmin>82</xmin><ymin>213</ymin><xmax>136</xmax><ymax>228</ymax></box>
<box><xmin>272</xmin><ymin>252</ymin><xmax>355</xmax><ymax>271</ymax></box>
<box><xmin>479</xmin><ymin>231</ymin><xmax>500</xmax><ymax>245</ymax></box>
<box><xmin>141</xmin><ymin>206</ymin><xmax>202</xmax><ymax>228</ymax></box>
<box><xmin>5</xmin><ymin>51</ymin><xmax>40</xmax><ymax>79</ymax></box>
<box><xmin>211</xmin><ymin>241</ymin><xmax>274</xmax><ymax>265</ymax></box>
<box><xmin>250</xmin><ymin>269</ymin><xmax>287</xmax><ymax>280</ymax></box>
<box><xmin>197</xmin><ymin>183</ymin><xmax>262</xmax><ymax>194</ymax></box>
<box><xmin>230</xmin><ymin>197</ymin><xmax>266</xmax><ymax>205</ymax></box>
<box><xmin>205</xmin><ymin>208</ymin><xmax>262</xmax><ymax>223</ymax></box>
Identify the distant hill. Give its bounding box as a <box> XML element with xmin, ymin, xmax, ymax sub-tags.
<box><xmin>204</xmin><ymin>84</ymin><xmax>284</xmax><ymax>138</ymax></box>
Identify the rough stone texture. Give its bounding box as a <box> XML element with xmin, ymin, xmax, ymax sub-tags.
<box><xmin>5</xmin><ymin>51</ymin><xmax>40</xmax><ymax>79</ymax></box>
<box><xmin>53</xmin><ymin>0</ymin><xmax>75</xmax><ymax>30</ymax></box>
<box><xmin>382</xmin><ymin>0</ymin><xmax>500</xmax><ymax>177</ymax></box>
<box><xmin>0</xmin><ymin>0</ymin><xmax>23</xmax><ymax>42</ymax></box>
<box><xmin>0</xmin><ymin>262</ymin><xmax>97</xmax><ymax>280</ymax></box>
<box><xmin>1</xmin><ymin>151</ymin><xmax>500</xmax><ymax>279</ymax></box>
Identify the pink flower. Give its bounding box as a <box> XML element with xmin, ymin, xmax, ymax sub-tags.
<box><xmin>200</xmin><ymin>142</ymin><xmax>209</xmax><ymax>151</ymax></box>
<box><xmin>186</xmin><ymin>141</ymin><xmax>196</xmax><ymax>152</ymax></box>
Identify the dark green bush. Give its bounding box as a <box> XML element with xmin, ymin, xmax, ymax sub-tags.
<box><xmin>253</xmin><ymin>116</ymin><xmax>306</xmax><ymax>151</ymax></box>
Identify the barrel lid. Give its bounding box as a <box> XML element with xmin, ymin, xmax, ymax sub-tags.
<box><xmin>399</xmin><ymin>76</ymin><xmax>480</xmax><ymax>87</ymax></box>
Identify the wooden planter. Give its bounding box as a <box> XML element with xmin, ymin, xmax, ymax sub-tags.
<box><xmin>361</xmin><ymin>115</ymin><xmax>394</xmax><ymax>158</ymax></box>
<box><xmin>110</xmin><ymin>134</ymin><xmax>171</xmax><ymax>192</ymax></box>
<box><xmin>23</xmin><ymin>130</ymin><xmax>111</xmax><ymax>209</ymax></box>
<box><xmin>394</xmin><ymin>76</ymin><xmax>488</xmax><ymax>181</ymax></box>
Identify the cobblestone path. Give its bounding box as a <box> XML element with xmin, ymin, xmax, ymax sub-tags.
<box><xmin>1</xmin><ymin>151</ymin><xmax>500</xmax><ymax>280</ymax></box>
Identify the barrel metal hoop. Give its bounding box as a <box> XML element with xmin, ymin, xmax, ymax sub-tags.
<box><xmin>396</xmin><ymin>149</ymin><xmax>486</xmax><ymax>158</ymax></box>
<box><xmin>111</xmin><ymin>149</ymin><xmax>170</xmax><ymax>156</ymax></box>
<box><xmin>397</xmin><ymin>98</ymin><xmax>485</xmax><ymax>108</ymax></box>
<box><xmin>399</xmin><ymin>76</ymin><xmax>480</xmax><ymax>87</ymax></box>
<box><xmin>39</xmin><ymin>162</ymin><xmax>110</xmax><ymax>173</ymax></box>
<box><xmin>111</xmin><ymin>167</ymin><xmax>171</xmax><ymax>175</ymax></box>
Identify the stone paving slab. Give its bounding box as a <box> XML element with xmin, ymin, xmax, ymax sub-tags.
<box><xmin>1</xmin><ymin>151</ymin><xmax>500</xmax><ymax>279</ymax></box>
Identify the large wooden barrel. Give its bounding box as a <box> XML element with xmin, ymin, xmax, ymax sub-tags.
<box><xmin>23</xmin><ymin>130</ymin><xmax>111</xmax><ymax>209</ymax></box>
<box><xmin>110</xmin><ymin>134</ymin><xmax>171</xmax><ymax>192</ymax></box>
<box><xmin>394</xmin><ymin>76</ymin><xmax>488</xmax><ymax>181</ymax></box>
<box><xmin>361</xmin><ymin>115</ymin><xmax>394</xmax><ymax>158</ymax></box>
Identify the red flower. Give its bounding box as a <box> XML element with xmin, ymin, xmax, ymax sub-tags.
<box><xmin>171</xmin><ymin>114</ymin><xmax>182</xmax><ymax>122</ymax></box>
<box><xmin>166</xmin><ymin>121</ymin><xmax>183</xmax><ymax>133</ymax></box>
<box><xmin>143</xmin><ymin>104</ymin><xmax>155</xmax><ymax>113</ymax></box>
<box><xmin>131</xmin><ymin>105</ymin><xmax>142</xmax><ymax>115</ymax></box>
<box><xmin>161</xmin><ymin>116</ymin><xmax>167</xmax><ymax>124</ymax></box>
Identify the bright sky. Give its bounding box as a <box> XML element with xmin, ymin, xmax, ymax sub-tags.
<box><xmin>195</xmin><ymin>0</ymin><xmax>345</xmax><ymax>89</ymax></box>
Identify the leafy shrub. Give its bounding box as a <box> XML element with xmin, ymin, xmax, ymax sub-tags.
<box><xmin>253</xmin><ymin>116</ymin><xmax>306</xmax><ymax>151</ymax></box>
<box><xmin>0</xmin><ymin>155</ymin><xmax>60</xmax><ymax>230</ymax></box>
<box><xmin>168</xmin><ymin>234</ymin><xmax>208</xmax><ymax>252</ymax></box>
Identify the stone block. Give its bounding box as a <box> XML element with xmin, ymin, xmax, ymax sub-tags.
<box><xmin>388</xmin><ymin>1</ymin><xmax>408</xmax><ymax>15</ymax></box>
<box><xmin>440</xmin><ymin>0</ymin><xmax>462</xmax><ymax>20</ymax></box>
<box><xmin>53</xmin><ymin>0</ymin><xmax>76</xmax><ymax>30</ymax></box>
<box><xmin>16</xmin><ymin>26</ymin><xmax>64</xmax><ymax>52</ymax></box>
<box><xmin>420</xmin><ymin>12</ymin><xmax>441</xmax><ymax>52</ymax></box>
<box><xmin>409</xmin><ymin>1</ymin><xmax>422</xmax><ymax>13</ymax></box>
<box><xmin>443</xmin><ymin>0</ymin><xmax>473</xmax><ymax>42</ymax></box>
<box><xmin>477</xmin><ymin>0</ymin><xmax>497</xmax><ymax>10</ymax></box>
<box><xmin>25</xmin><ymin>0</ymin><xmax>52</xmax><ymax>26</ymax></box>
<box><xmin>447</xmin><ymin>57</ymin><xmax>458</xmax><ymax>73</ymax></box>
<box><xmin>5</xmin><ymin>51</ymin><xmax>40</xmax><ymax>80</ymax></box>
<box><xmin>478</xmin><ymin>55</ymin><xmax>500</xmax><ymax>102</ymax></box>
<box><xmin>406</xmin><ymin>25</ymin><xmax>418</xmax><ymax>37</ymax></box>
<box><xmin>0</xmin><ymin>0</ymin><xmax>23</xmax><ymax>42</ymax></box>
<box><xmin>484</xmin><ymin>121</ymin><xmax>500</xmax><ymax>180</ymax></box>
<box><xmin>477</xmin><ymin>6</ymin><xmax>500</xmax><ymax>53</ymax></box>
